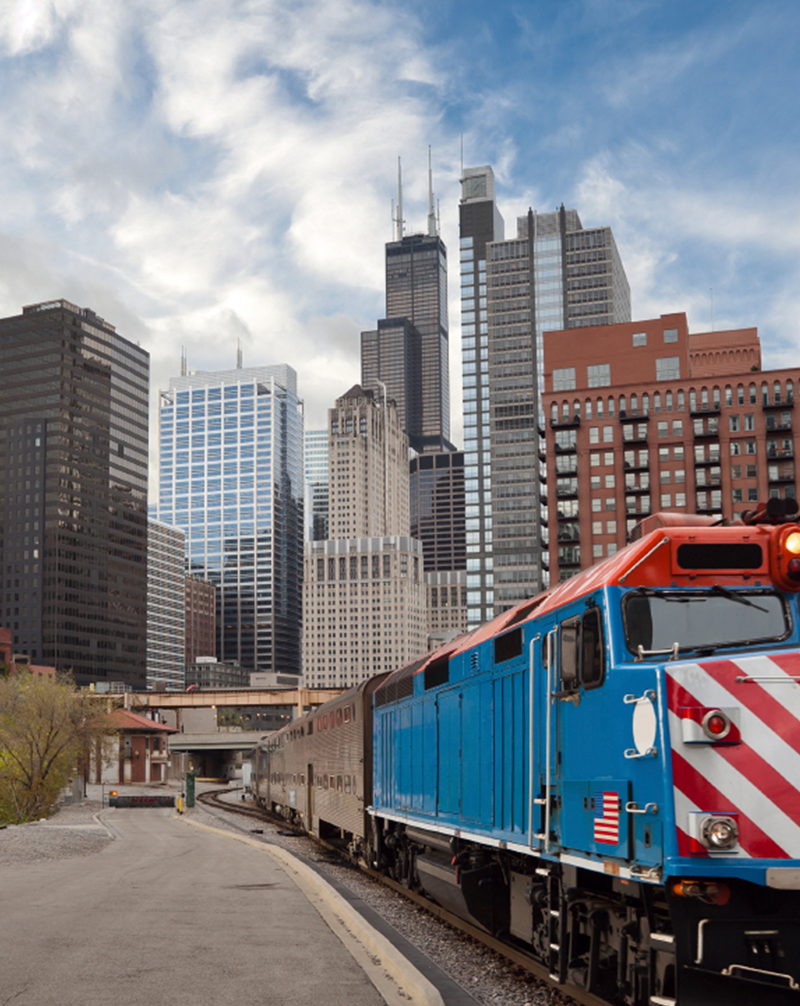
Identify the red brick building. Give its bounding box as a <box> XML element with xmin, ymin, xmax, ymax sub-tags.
<box><xmin>542</xmin><ymin>313</ymin><xmax>798</xmax><ymax>581</ymax></box>
<box><xmin>0</xmin><ymin>626</ymin><xmax>56</xmax><ymax>679</ymax></box>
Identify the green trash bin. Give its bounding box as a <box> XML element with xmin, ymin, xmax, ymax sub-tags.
<box><xmin>186</xmin><ymin>771</ymin><xmax>195</xmax><ymax>808</ymax></box>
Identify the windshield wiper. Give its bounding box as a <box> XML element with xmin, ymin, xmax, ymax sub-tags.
<box><xmin>709</xmin><ymin>584</ymin><xmax>768</xmax><ymax>613</ymax></box>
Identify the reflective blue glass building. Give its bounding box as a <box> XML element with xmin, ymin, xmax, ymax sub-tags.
<box><xmin>157</xmin><ymin>365</ymin><xmax>303</xmax><ymax>676</ymax></box>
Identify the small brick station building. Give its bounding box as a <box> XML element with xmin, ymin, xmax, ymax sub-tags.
<box><xmin>104</xmin><ymin>709</ymin><xmax>176</xmax><ymax>785</ymax></box>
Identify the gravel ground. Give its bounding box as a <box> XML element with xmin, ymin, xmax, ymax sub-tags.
<box><xmin>196</xmin><ymin>788</ymin><xmax>577</xmax><ymax>1006</ymax></box>
<box><xmin>0</xmin><ymin>798</ymin><xmax>113</xmax><ymax>865</ymax></box>
<box><xmin>0</xmin><ymin>783</ymin><xmax>574</xmax><ymax>1006</ymax></box>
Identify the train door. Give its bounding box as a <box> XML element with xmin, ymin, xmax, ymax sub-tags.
<box><xmin>131</xmin><ymin>736</ymin><xmax>147</xmax><ymax>783</ymax></box>
<box><xmin>436</xmin><ymin>689</ymin><xmax>461</xmax><ymax>817</ymax></box>
<box><xmin>532</xmin><ymin>623</ymin><xmax>560</xmax><ymax>854</ymax></box>
<box><xmin>554</xmin><ymin>603</ymin><xmax>632</xmax><ymax>862</ymax></box>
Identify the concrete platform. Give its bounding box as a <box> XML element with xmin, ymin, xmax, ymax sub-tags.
<box><xmin>0</xmin><ymin>806</ymin><xmax>440</xmax><ymax>1006</ymax></box>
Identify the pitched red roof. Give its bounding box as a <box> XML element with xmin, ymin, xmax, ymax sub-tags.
<box><xmin>108</xmin><ymin>709</ymin><xmax>177</xmax><ymax>733</ymax></box>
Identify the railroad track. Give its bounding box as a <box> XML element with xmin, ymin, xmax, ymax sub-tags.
<box><xmin>197</xmin><ymin>787</ymin><xmax>608</xmax><ymax>1006</ymax></box>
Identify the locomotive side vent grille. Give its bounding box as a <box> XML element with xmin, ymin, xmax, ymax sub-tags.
<box><xmin>374</xmin><ymin>657</ymin><xmax>425</xmax><ymax>707</ymax></box>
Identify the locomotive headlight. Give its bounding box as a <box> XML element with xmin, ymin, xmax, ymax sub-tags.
<box><xmin>702</xmin><ymin>816</ymin><xmax>739</xmax><ymax>850</ymax></box>
<box><xmin>785</xmin><ymin>531</ymin><xmax>800</xmax><ymax>556</ymax></box>
<box><xmin>771</xmin><ymin>526</ymin><xmax>800</xmax><ymax>589</ymax></box>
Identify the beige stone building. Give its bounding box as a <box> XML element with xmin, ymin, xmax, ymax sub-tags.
<box><xmin>327</xmin><ymin>384</ymin><xmax>409</xmax><ymax>538</ymax></box>
<box><xmin>303</xmin><ymin>536</ymin><xmax>426</xmax><ymax>688</ymax></box>
<box><xmin>302</xmin><ymin>386</ymin><xmax>427</xmax><ymax>688</ymax></box>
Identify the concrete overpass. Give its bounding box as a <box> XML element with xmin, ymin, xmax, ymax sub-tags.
<box><xmin>124</xmin><ymin>688</ymin><xmax>343</xmax><ymax>720</ymax></box>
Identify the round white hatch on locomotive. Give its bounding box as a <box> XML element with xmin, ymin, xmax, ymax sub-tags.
<box><xmin>632</xmin><ymin>696</ymin><xmax>657</xmax><ymax>756</ymax></box>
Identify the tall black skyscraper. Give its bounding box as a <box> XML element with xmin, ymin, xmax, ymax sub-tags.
<box><xmin>0</xmin><ymin>300</ymin><xmax>149</xmax><ymax>687</ymax></box>
<box><xmin>362</xmin><ymin>157</ymin><xmax>453</xmax><ymax>455</ymax></box>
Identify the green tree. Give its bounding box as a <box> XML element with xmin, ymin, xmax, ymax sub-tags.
<box><xmin>0</xmin><ymin>673</ymin><xmax>115</xmax><ymax>823</ymax></box>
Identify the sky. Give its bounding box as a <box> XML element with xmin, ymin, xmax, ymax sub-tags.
<box><xmin>1</xmin><ymin>0</ymin><xmax>799</xmax><ymax>499</ymax></box>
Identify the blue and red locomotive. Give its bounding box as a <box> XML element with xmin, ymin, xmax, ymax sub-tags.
<box><xmin>252</xmin><ymin>500</ymin><xmax>800</xmax><ymax>1005</ymax></box>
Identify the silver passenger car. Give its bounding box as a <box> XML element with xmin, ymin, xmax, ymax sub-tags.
<box><xmin>251</xmin><ymin>674</ymin><xmax>387</xmax><ymax>852</ymax></box>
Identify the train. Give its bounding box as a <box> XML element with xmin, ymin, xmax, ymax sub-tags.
<box><xmin>250</xmin><ymin>498</ymin><xmax>800</xmax><ymax>1006</ymax></box>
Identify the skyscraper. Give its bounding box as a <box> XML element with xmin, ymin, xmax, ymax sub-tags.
<box><xmin>409</xmin><ymin>450</ymin><xmax>468</xmax><ymax>642</ymax></box>
<box><xmin>361</xmin><ymin>318</ymin><xmax>422</xmax><ymax>446</ymax></box>
<box><xmin>460</xmin><ymin>166</ymin><xmax>631</xmax><ymax>626</ymax></box>
<box><xmin>0</xmin><ymin>299</ymin><xmax>149</xmax><ymax>688</ymax></box>
<box><xmin>146</xmin><ymin>517</ymin><xmax>185</xmax><ymax>691</ymax></box>
<box><xmin>326</xmin><ymin>385</ymin><xmax>410</xmax><ymax>538</ymax></box>
<box><xmin>304</xmin><ymin>428</ymin><xmax>330</xmax><ymax>541</ymax></box>
<box><xmin>303</xmin><ymin>385</ymin><xmax>425</xmax><ymax>688</ymax></box>
<box><xmin>362</xmin><ymin>159</ymin><xmax>452</xmax><ymax>454</ymax></box>
<box><xmin>157</xmin><ymin>364</ymin><xmax>303</xmax><ymax>676</ymax></box>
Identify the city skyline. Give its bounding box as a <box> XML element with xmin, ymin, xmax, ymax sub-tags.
<box><xmin>1</xmin><ymin>0</ymin><xmax>798</xmax><ymax>496</ymax></box>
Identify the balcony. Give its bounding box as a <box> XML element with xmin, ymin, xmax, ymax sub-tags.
<box><xmin>558</xmin><ymin>554</ymin><xmax>581</xmax><ymax>568</ymax></box>
<box><xmin>619</xmin><ymin>410</ymin><xmax>650</xmax><ymax>422</ymax></box>
<box><xmin>550</xmin><ymin>414</ymin><xmax>581</xmax><ymax>429</ymax></box>
<box><xmin>557</xmin><ymin>525</ymin><xmax>580</xmax><ymax>543</ymax></box>
<box><xmin>690</xmin><ymin>404</ymin><xmax>721</xmax><ymax>418</ymax></box>
<box><xmin>554</xmin><ymin>439</ymin><xmax>578</xmax><ymax>453</ymax></box>
<box><xmin>765</xmin><ymin>420</ymin><xmax>793</xmax><ymax>432</ymax></box>
<box><xmin>693</xmin><ymin>423</ymin><xmax>720</xmax><ymax>439</ymax></box>
<box><xmin>695</xmin><ymin>477</ymin><xmax>722</xmax><ymax>490</ymax></box>
<box><xmin>694</xmin><ymin>454</ymin><xmax>721</xmax><ymax>466</ymax></box>
<box><xmin>768</xmin><ymin>472</ymin><xmax>796</xmax><ymax>485</ymax></box>
<box><xmin>763</xmin><ymin>399</ymin><xmax>794</xmax><ymax>410</ymax></box>
<box><xmin>557</xmin><ymin>507</ymin><xmax>579</xmax><ymax>522</ymax></box>
<box><xmin>554</xmin><ymin>461</ymin><xmax>579</xmax><ymax>477</ymax></box>
<box><xmin>625</xmin><ymin>504</ymin><xmax>652</xmax><ymax>518</ymax></box>
<box><xmin>555</xmin><ymin>484</ymin><xmax>579</xmax><ymax>500</ymax></box>
<box><xmin>623</xmin><ymin>459</ymin><xmax>650</xmax><ymax>473</ymax></box>
<box><xmin>768</xmin><ymin>447</ymin><xmax>795</xmax><ymax>460</ymax></box>
<box><xmin>624</xmin><ymin>482</ymin><xmax>651</xmax><ymax>495</ymax></box>
<box><xmin>622</xmin><ymin>429</ymin><xmax>648</xmax><ymax>444</ymax></box>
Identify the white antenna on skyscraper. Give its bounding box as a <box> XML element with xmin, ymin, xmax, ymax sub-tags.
<box><xmin>181</xmin><ymin>346</ymin><xmax>187</xmax><ymax>377</ymax></box>
<box><xmin>427</xmin><ymin>146</ymin><xmax>437</xmax><ymax>236</ymax></box>
<box><xmin>237</xmin><ymin>339</ymin><xmax>242</xmax><ymax>369</ymax></box>
<box><xmin>395</xmin><ymin>157</ymin><xmax>404</xmax><ymax>240</ymax></box>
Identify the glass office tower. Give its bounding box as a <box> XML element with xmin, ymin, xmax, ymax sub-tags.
<box><xmin>158</xmin><ymin>365</ymin><xmax>303</xmax><ymax>676</ymax></box>
<box><xmin>304</xmin><ymin>428</ymin><xmax>329</xmax><ymax>541</ymax></box>
<box><xmin>0</xmin><ymin>300</ymin><xmax>149</xmax><ymax>688</ymax></box>
<box><xmin>460</xmin><ymin>168</ymin><xmax>505</xmax><ymax>628</ymax></box>
<box><xmin>460</xmin><ymin>167</ymin><xmax>631</xmax><ymax>626</ymax></box>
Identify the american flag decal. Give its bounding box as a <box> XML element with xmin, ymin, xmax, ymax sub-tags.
<box><xmin>593</xmin><ymin>791</ymin><xmax>620</xmax><ymax>845</ymax></box>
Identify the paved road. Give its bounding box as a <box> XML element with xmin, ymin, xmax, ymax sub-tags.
<box><xmin>1</xmin><ymin>808</ymin><xmax>386</xmax><ymax>1006</ymax></box>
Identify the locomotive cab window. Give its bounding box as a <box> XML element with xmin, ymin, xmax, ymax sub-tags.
<box><xmin>560</xmin><ymin>617</ymin><xmax>579</xmax><ymax>689</ymax></box>
<box><xmin>623</xmin><ymin>587</ymin><xmax>789</xmax><ymax>657</ymax></box>
<box><xmin>559</xmin><ymin>608</ymin><xmax>606</xmax><ymax>692</ymax></box>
